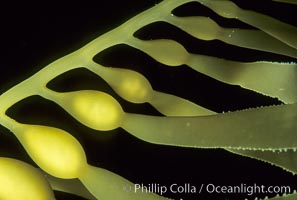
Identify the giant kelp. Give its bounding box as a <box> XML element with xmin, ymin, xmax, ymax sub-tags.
<box><xmin>0</xmin><ymin>0</ymin><xmax>296</xmax><ymax>199</ymax></box>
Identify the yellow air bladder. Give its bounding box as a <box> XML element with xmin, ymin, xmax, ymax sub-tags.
<box><xmin>13</xmin><ymin>124</ymin><xmax>87</xmax><ymax>179</ymax></box>
<box><xmin>0</xmin><ymin>157</ymin><xmax>55</xmax><ymax>200</ymax></box>
<box><xmin>41</xmin><ymin>90</ymin><xmax>125</xmax><ymax>131</ymax></box>
<box><xmin>10</xmin><ymin>122</ymin><xmax>166</xmax><ymax>200</ymax></box>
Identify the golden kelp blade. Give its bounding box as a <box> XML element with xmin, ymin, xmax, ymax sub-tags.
<box><xmin>129</xmin><ymin>37</ymin><xmax>297</xmax><ymax>104</ymax></box>
<box><xmin>194</xmin><ymin>0</ymin><xmax>297</xmax><ymax>49</ymax></box>
<box><xmin>227</xmin><ymin>149</ymin><xmax>297</xmax><ymax>174</ymax></box>
<box><xmin>272</xmin><ymin>0</ymin><xmax>297</xmax><ymax>5</ymax></box>
<box><xmin>270</xmin><ymin>193</ymin><xmax>297</xmax><ymax>200</ymax></box>
<box><xmin>122</xmin><ymin>103</ymin><xmax>297</xmax><ymax>150</ymax></box>
<box><xmin>165</xmin><ymin>16</ymin><xmax>297</xmax><ymax>58</ymax></box>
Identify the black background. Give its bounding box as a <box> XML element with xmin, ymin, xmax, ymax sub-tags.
<box><xmin>0</xmin><ymin>0</ymin><xmax>297</xmax><ymax>199</ymax></box>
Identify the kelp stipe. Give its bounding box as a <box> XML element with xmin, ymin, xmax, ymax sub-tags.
<box><xmin>0</xmin><ymin>0</ymin><xmax>296</xmax><ymax>199</ymax></box>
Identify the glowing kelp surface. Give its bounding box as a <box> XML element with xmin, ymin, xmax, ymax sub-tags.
<box><xmin>0</xmin><ymin>0</ymin><xmax>296</xmax><ymax>199</ymax></box>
